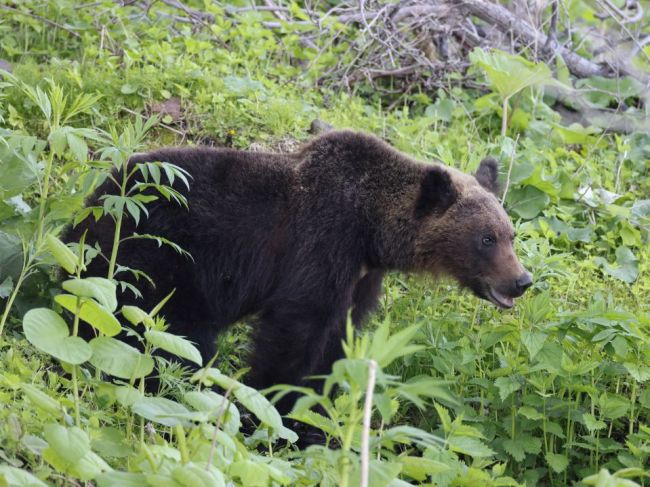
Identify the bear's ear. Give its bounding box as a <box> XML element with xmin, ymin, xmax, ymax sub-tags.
<box><xmin>415</xmin><ymin>166</ymin><xmax>457</xmax><ymax>218</ymax></box>
<box><xmin>475</xmin><ymin>157</ymin><xmax>501</xmax><ymax>195</ymax></box>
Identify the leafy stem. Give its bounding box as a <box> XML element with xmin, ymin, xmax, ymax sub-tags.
<box><xmin>107</xmin><ymin>160</ymin><xmax>131</xmax><ymax>280</ymax></box>
<box><xmin>36</xmin><ymin>150</ymin><xmax>56</xmax><ymax>244</ymax></box>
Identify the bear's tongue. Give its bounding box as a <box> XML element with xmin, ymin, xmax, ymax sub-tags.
<box><xmin>490</xmin><ymin>288</ymin><xmax>514</xmax><ymax>308</ymax></box>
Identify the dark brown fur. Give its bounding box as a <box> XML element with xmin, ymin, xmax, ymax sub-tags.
<box><xmin>64</xmin><ymin>130</ymin><xmax>531</xmax><ymax>412</ymax></box>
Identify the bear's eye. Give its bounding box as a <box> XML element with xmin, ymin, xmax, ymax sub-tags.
<box><xmin>482</xmin><ymin>235</ymin><xmax>496</xmax><ymax>247</ymax></box>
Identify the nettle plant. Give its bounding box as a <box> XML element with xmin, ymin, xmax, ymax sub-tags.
<box><xmin>469</xmin><ymin>49</ymin><xmax>649</xmax><ymax>289</ymax></box>
<box><xmin>0</xmin><ymin>84</ymin><xmax>529</xmax><ymax>483</ymax></box>
<box><xmin>0</xmin><ymin>81</ymin><xmax>299</xmax><ymax>484</ymax></box>
<box><xmin>0</xmin><ymin>75</ymin><xmax>102</xmax><ymax>334</ymax></box>
<box><xmin>267</xmin><ymin>319</ymin><xmax>523</xmax><ymax>486</ymax></box>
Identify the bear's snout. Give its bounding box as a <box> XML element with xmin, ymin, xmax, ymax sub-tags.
<box><xmin>481</xmin><ymin>269</ymin><xmax>533</xmax><ymax>309</ymax></box>
<box><xmin>514</xmin><ymin>272</ymin><xmax>533</xmax><ymax>296</ymax></box>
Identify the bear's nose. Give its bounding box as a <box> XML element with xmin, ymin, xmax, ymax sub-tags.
<box><xmin>515</xmin><ymin>272</ymin><xmax>533</xmax><ymax>294</ymax></box>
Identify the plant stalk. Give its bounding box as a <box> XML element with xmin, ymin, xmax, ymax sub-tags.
<box><xmin>36</xmin><ymin>151</ymin><xmax>56</xmax><ymax>244</ymax></box>
<box><xmin>71</xmin><ymin>299</ymin><xmax>82</xmax><ymax>427</ymax></box>
<box><xmin>107</xmin><ymin>212</ymin><xmax>123</xmax><ymax>280</ymax></box>
<box><xmin>501</xmin><ymin>96</ymin><xmax>510</xmax><ymax>138</ymax></box>
<box><xmin>0</xmin><ymin>270</ymin><xmax>27</xmax><ymax>336</ymax></box>
<box><xmin>361</xmin><ymin>360</ymin><xmax>377</xmax><ymax>487</ymax></box>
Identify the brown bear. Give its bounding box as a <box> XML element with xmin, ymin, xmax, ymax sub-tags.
<box><xmin>65</xmin><ymin>130</ymin><xmax>532</xmax><ymax>412</ymax></box>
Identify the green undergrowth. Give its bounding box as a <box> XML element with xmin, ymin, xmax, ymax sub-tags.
<box><xmin>0</xmin><ymin>1</ymin><xmax>649</xmax><ymax>486</ymax></box>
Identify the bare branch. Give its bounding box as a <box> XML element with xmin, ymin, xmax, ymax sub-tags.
<box><xmin>458</xmin><ymin>0</ymin><xmax>613</xmax><ymax>79</ymax></box>
<box><xmin>160</xmin><ymin>0</ymin><xmax>214</xmax><ymax>23</ymax></box>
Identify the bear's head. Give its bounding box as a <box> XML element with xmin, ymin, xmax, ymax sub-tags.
<box><xmin>413</xmin><ymin>158</ymin><xmax>533</xmax><ymax>308</ymax></box>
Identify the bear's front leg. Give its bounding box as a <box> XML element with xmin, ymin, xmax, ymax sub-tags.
<box><xmin>247</xmin><ymin>301</ymin><xmax>349</xmax><ymax>416</ymax></box>
<box><xmin>351</xmin><ymin>269</ymin><xmax>384</xmax><ymax>325</ymax></box>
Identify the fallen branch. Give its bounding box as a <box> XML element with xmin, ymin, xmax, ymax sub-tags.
<box><xmin>160</xmin><ymin>0</ymin><xmax>214</xmax><ymax>23</ymax></box>
<box><xmin>459</xmin><ymin>0</ymin><xmax>613</xmax><ymax>79</ymax></box>
<box><xmin>128</xmin><ymin>0</ymin><xmax>649</xmax><ymax>96</ymax></box>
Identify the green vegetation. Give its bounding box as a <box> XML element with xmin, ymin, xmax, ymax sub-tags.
<box><xmin>0</xmin><ymin>1</ymin><xmax>648</xmax><ymax>486</ymax></box>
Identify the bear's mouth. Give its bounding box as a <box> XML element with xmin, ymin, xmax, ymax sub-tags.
<box><xmin>485</xmin><ymin>286</ymin><xmax>515</xmax><ymax>309</ymax></box>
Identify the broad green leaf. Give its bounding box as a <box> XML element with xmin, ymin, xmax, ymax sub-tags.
<box><xmin>552</xmin><ymin>122</ymin><xmax>600</xmax><ymax>145</ymax></box>
<box><xmin>144</xmin><ymin>473</ymin><xmax>181</xmax><ymax>487</ymax></box>
<box><xmin>448</xmin><ymin>436</ymin><xmax>495</xmax><ymax>458</ymax></box>
<box><xmin>48</xmin><ymin>127</ymin><xmax>68</xmax><ymax>156</ymax></box>
<box><xmin>198</xmin><ymin>369</ymin><xmax>297</xmax><ymax>443</ymax></box>
<box><xmin>373</xmin><ymin>392</ymin><xmax>397</xmax><ymax>423</ymax></box>
<box><xmin>0</xmin><ymin>466</ymin><xmax>48</xmax><ymax>487</ymax></box>
<box><xmin>223</xmin><ymin>76</ymin><xmax>266</xmax><ymax>96</ymax></box>
<box><xmin>521</xmin><ymin>330</ymin><xmax>547</xmax><ymax>359</ymax></box>
<box><xmin>89</xmin><ymin>337</ymin><xmax>154</xmax><ymax>379</ymax></box>
<box><xmin>349</xmin><ymin>459</ymin><xmax>402</xmax><ymax>487</ymax></box>
<box><xmin>545</xmin><ymin>453</ymin><xmax>569</xmax><ymax>473</ymax></box>
<box><xmin>65</xmin><ymin>93</ymin><xmax>103</xmax><ymax>122</ymax></box>
<box><xmin>62</xmin><ymin>277</ymin><xmax>117</xmax><ymax>312</ymax></box>
<box><xmin>425</xmin><ymin>97</ymin><xmax>455</xmax><ymax>122</ymax></box>
<box><xmin>434</xmin><ymin>402</ymin><xmax>452</xmax><ymax>433</ymax></box>
<box><xmin>23</xmin><ymin>308</ymin><xmax>92</xmax><ymax>364</ymax></box>
<box><xmin>611</xmin><ymin>336</ymin><xmax>629</xmax><ymax>358</ymax></box>
<box><xmin>502</xmin><ymin>439</ymin><xmax>526</xmax><ymax>462</ymax></box>
<box><xmin>92</xmin><ymin>427</ymin><xmax>131</xmax><ymax>458</ymax></box>
<box><xmin>20</xmin><ymin>384</ymin><xmax>61</xmax><ymax>415</ymax></box>
<box><xmin>546</xmin><ymin>421</ymin><xmax>566</xmax><ymax>439</ymax></box>
<box><xmin>55</xmin><ymin>294</ymin><xmax>121</xmax><ymax>336</ymax></box>
<box><xmin>132</xmin><ymin>397</ymin><xmax>191</xmax><ymax>427</ymax></box>
<box><xmin>424</xmin><ymin>449</ymin><xmax>464</xmax><ymax>486</ymax></box>
<box><xmin>0</xmin><ymin>232</ymin><xmax>23</xmax><ymax>283</ymax></box>
<box><xmin>96</xmin><ymin>471</ymin><xmax>147</xmax><ymax>487</ymax></box>
<box><xmin>619</xmin><ymin>221</ymin><xmax>641</xmax><ymax>247</ymax></box>
<box><xmin>582</xmin><ymin>413</ymin><xmax>606</xmax><ymax>432</ymax></box>
<box><xmin>121</xmin><ymin>305</ymin><xmax>154</xmax><ymax>328</ymax></box>
<box><xmin>370</xmin><ymin>320</ymin><xmax>424</xmax><ymax>367</ymax></box>
<box><xmin>0</xmin><ymin>143</ymin><xmax>39</xmax><ymax>197</ymax></box>
<box><xmin>630</xmin><ymin>199</ymin><xmax>650</xmax><ymax>229</ymax></box>
<box><xmin>113</xmin><ymin>385</ymin><xmax>144</xmax><ymax>408</ymax></box>
<box><xmin>46</xmin><ymin>234</ymin><xmax>77</xmax><ymax>274</ymax></box>
<box><xmin>149</xmin><ymin>288</ymin><xmax>176</xmax><ymax>317</ymax></box>
<box><xmin>144</xmin><ymin>330</ymin><xmax>202</xmax><ymax>366</ymax></box>
<box><xmin>595</xmin><ymin>246</ymin><xmax>639</xmax><ymax>284</ymax></box>
<box><xmin>532</xmin><ymin>342</ymin><xmax>564</xmax><ymax>374</ymax></box>
<box><xmin>382</xmin><ymin>426</ymin><xmax>445</xmax><ymax>449</ymax></box>
<box><xmin>230</xmin><ymin>460</ymin><xmax>269</xmax><ymax>487</ymax></box>
<box><xmin>518</xmin><ymin>406</ymin><xmax>544</xmax><ymax>420</ymax></box>
<box><xmin>494</xmin><ymin>376</ymin><xmax>521</xmax><ymax>401</ymax></box>
<box><xmin>469</xmin><ymin>48</ymin><xmax>564</xmax><ymax>99</ymax></box>
<box><xmin>623</xmin><ymin>362</ymin><xmax>650</xmax><ymax>382</ymax></box>
<box><xmin>503</xmin><ymin>435</ymin><xmax>541</xmax><ymax>462</ymax></box>
<box><xmin>581</xmin><ymin>469</ymin><xmax>643</xmax><ymax>487</ymax></box>
<box><xmin>288</xmin><ymin>409</ymin><xmax>339</xmax><ymax>437</ymax></box>
<box><xmin>43</xmin><ymin>448</ymin><xmax>111</xmax><ymax>482</ymax></box>
<box><xmin>396</xmin><ymin>378</ymin><xmax>455</xmax><ymax>408</ymax></box>
<box><xmin>598</xmin><ymin>393</ymin><xmax>629</xmax><ymax>420</ymax></box>
<box><xmin>507</xmin><ymin>186</ymin><xmax>550</xmax><ymax>219</ymax></box>
<box><xmin>184</xmin><ymin>390</ymin><xmax>240</xmax><ymax>435</ymax></box>
<box><xmin>66</xmin><ymin>131</ymin><xmax>88</xmax><ymax>163</ymax></box>
<box><xmin>43</xmin><ymin>424</ymin><xmax>90</xmax><ymax>465</ymax></box>
<box><xmin>172</xmin><ymin>464</ymin><xmax>226</xmax><ymax>487</ymax></box>
<box><xmin>399</xmin><ymin>456</ymin><xmax>451</xmax><ymax>481</ymax></box>
<box><xmin>121</xmin><ymin>83</ymin><xmax>137</xmax><ymax>94</ymax></box>
<box><xmin>577</xmin><ymin>76</ymin><xmax>644</xmax><ymax>108</ymax></box>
